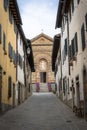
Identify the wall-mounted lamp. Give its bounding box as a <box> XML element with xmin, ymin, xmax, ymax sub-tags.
<box><xmin>27</xmin><ymin>46</ymin><xmax>30</xmax><ymax>55</ymax></box>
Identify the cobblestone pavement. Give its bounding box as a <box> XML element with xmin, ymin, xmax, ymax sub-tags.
<box><xmin>0</xmin><ymin>93</ymin><xmax>87</xmax><ymax>130</ymax></box>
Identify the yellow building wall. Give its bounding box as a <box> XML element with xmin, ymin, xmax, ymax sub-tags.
<box><xmin>0</xmin><ymin>0</ymin><xmax>16</xmax><ymax>108</ymax></box>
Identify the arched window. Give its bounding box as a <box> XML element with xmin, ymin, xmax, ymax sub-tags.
<box><xmin>39</xmin><ymin>59</ymin><xmax>47</xmax><ymax>72</ymax></box>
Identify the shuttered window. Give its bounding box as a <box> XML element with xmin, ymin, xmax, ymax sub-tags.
<box><xmin>13</xmin><ymin>51</ymin><xmax>17</xmax><ymax>65</ymax></box>
<box><xmin>3</xmin><ymin>33</ymin><xmax>6</xmax><ymax>51</ymax></box>
<box><xmin>8</xmin><ymin>76</ymin><xmax>12</xmax><ymax>98</ymax></box>
<box><xmin>72</xmin><ymin>0</ymin><xmax>74</xmax><ymax>13</ymax></box>
<box><xmin>74</xmin><ymin>32</ymin><xmax>78</xmax><ymax>53</ymax></box>
<box><xmin>4</xmin><ymin>0</ymin><xmax>9</xmax><ymax>11</ymax></box>
<box><xmin>85</xmin><ymin>13</ymin><xmax>87</xmax><ymax>31</ymax></box>
<box><xmin>9</xmin><ymin>10</ymin><xmax>13</xmax><ymax>24</ymax></box>
<box><xmin>69</xmin><ymin>45</ymin><xmax>72</xmax><ymax>61</ymax></box>
<box><xmin>0</xmin><ymin>24</ymin><xmax>2</xmax><ymax>43</ymax></box>
<box><xmin>71</xmin><ymin>38</ymin><xmax>75</xmax><ymax>57</ymax></box>
<box><xmin>69</xmin><ymin>5</ymin><xmax>71</xmax><ymax>22</ymax></box>
<box><xmin>81</xmin><ymin>23</ymin><xmax>86</xmax><ymax>51</ymax></box>
<box><xmin>8</xmin><ymin>43</ymin><xmax>13</xmax><ymax>59</ymax></box>
<box><xmin>77</xmin><ymin>0</ymin><xmax>80</xmax><ymax>4</ymax></box>
<box><xmin>64</xmin><ymin>38</ymin><xmax>67</xmax><ymax>55</ymax></box>
<box><xmin>18</xmin><ymin>54</ymin><xmax>22</xmax><ymax>69</ymax></box>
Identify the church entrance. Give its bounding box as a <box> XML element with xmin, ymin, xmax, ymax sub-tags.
<box><xmin>40</xmin><ymin>72</ymin><xmax>46</xmax><ymax>83</ymax></box>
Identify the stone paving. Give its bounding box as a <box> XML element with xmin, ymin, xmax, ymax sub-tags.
<box><xmin>0</xmin><ymin>93</ymin><xmax>87</xmax><ymax>130</ymax></box>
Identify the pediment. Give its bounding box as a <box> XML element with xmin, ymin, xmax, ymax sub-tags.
<box><xmin>31</xmin><ymin>33</ymin><xmax>53</xmax><ymax>45</ymax></box>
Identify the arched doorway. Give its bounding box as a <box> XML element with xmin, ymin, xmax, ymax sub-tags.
<box><xmin>39</xmin><ymin>59</ymin><xmax>48</xmax><ymax>83</ymax></box>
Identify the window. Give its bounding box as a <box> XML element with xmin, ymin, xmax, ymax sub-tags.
<box><xmin>4</xmin><ymin>0</ymin><xmax>9</xmax><ymax>11</ymax></box>
<box><xmin>77</xmin><ymin>0</ymin><xmax>80</xmax><ymax>4</ymax></box>
<box><xmin>81</xmin><ymin>23</ymin><xmax>86</xmax><ymax>51</ymax></box>
<box><xmin>14</xmin><ymin>52</ymin><xmax>17</xmax><ymax>66</ymax></box>
<box><xmin>0</xmin><ymin>24</ymin><xmax>2</xmax><ymax>43</ymax></box>
<box><xmin>9</xmin><ymin>10</ymin><xmax>13</xmax><ymax>24</ymax></box>
<box><xmin>14</xmin><ymin>23</ymin><xmax>17</xmax><ymax>34</ymax></box>
<box><xmin>8</xmin><ymin>42</ymin><xmax>13</xmax><ymax>59</ymax></box>
<box><xmin>69</xmin><ymin>45</ymin><xmax>72</xmax><ymax>61</ymax></box>
<box><xmin>74</xmin><ymin>32</ymin><xmax>78</xmax><ymax>53</ymax></box>
<box><xmin>71</xmin><ymin>38</ymin><xmax>75</xmax><ymax>57</ymax></box>
<box><xmin>18</xmin><ymin>54</ymin><xmax>22</xmax><ymax>68</ymax></box>
<box><xmin>8</xmin><ymin>77</ymin><xmax>12</xmax><ymax>98</ymax></box>
<box><xmin>63</xmin><ymin>78</ymin><xmax>65</xmax><ymax>95</ymax></box>
<box><xmin>72</xmin><ymin>0</ymin><xmax>74</xmax><ymax>13</ymax></box>
<box><xmin>85</xmin><ymin>13</ymin><xmax>87</xmax><ymax>31</ymax></box>
<box><xmin>69</xmin><ymin>5</ymin><xmax>71</xmax><ymax>22</ymax></box>
<box><xmin>64</xmin><ymin>38</ymin><xmax>67</xmax><ymax>55</ymax></box>
<box><xmin>3</xmin><ymin>32</ymin><xmax>6</xmax><ymax>51</ymax></box>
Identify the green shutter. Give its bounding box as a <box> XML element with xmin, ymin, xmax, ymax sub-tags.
<box><xmin>77</xmin><ymin>0</ymin><xmax>80</xmax><ymax>4</ymax></box>
<box><xmin>81</xmin><ymin>23</ymin><xmax>86</xmax><ymax>51</ymax></box>
<box><xmin>74</xmin><ymin>32</ymin><xmax>78</xmax><ymax>53</ymax></box>
<box><xmin>65</xmin><ymin>38</ymin><xmax>67</xmax><ymax>55</ymax></box>
<box><xmin>71</xmin><ymin>38</ymin><xmax>75</xmax><ymax>57</ymax></box>
<box><xmin>8</xmin><ymin>76</ymin><xmax>12</xmax><ymax>98</ymax></box>
<box><xmin>0</xmin><ymin>24</ymin><xmax>2</xmax><ymax>43</ymax></box>
<box><xmin>85</xmin><ymin>13</ymin><xmax>87</xmax><ymax>31</ymax></box>
<box><xmin>9</xmin><ymin>10</ymin><xmax>13</xmax><ymax>24</ymax></box>
<box><xmin>72</xmin><ymin>0</ymin><xmax>74</xmax><ymax>13</ymax></box>
<box><xmin>4</xmin><ymin>0</ymin><xmax>9</xmax><ymax>11</ymax></box>
<box><xmin>69</xmin><ymin>45</ymin><xmax>71</xmax><ymax>61</ymax></box>
<box><xmin>3</xmin><ymin>33</ymin><xmax>6</xmax><ymax>51</ymax></box>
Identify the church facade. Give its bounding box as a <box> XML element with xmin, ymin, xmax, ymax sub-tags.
<box><xmin>31</xmin><ymin>33</ymin><xmax>55</xmax><ymax>90</ymax></box>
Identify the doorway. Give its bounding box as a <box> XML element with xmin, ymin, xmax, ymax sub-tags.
<box><xmin>40</xmin><ymin>72</ymin><xmax>46</xmax><ymax>83</ymax></box>
<box><xmin>13</xmin><ymin>83</ymin><xmax>15</xmax><ymax>107</ymax></box>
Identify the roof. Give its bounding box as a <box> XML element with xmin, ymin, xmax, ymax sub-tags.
<box><xmin>55</xmin><ymin>0</ymin><xmax>71</xmax><ymax>28</ymax></box>
<box><xmin>9</xmin><ymin>0</ymin><xmax>22</xmax><ymax>25</ymax></box>
<box><xmin>52</xmin><ymin>34</ymin><xmax>61</xmax><ymax>71</ymax></box>
<box><xmin>31</xmin><ymin>33</ymin><xmax>53</xmax><ymax>42</ymax></box>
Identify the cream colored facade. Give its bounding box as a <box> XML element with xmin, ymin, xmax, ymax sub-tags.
<box><xmin>31</xmin><ymin>33</ymin><xmax>55</xmax><ymax>85</ymax></box>
<box><xmin>54</xmin><ymin>0</ymin><xmax>87</xmax><ymax>118</ymax></box>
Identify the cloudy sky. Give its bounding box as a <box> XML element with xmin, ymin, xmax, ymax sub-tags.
<box><xmin>17</xmin><ymin>0</ymin><xmax>60</xmax><ymax>39</ymax></box>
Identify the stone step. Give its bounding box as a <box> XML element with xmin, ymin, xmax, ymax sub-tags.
<box><xmin>39</xmin><ymin>83</ymin><xmax>48</xmax><ymax>92</ymax></box>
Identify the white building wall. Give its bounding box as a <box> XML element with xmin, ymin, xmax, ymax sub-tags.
<box><xmin>69</xmin><ymin>0</ymin><xmax>87</xmax><ymax>105</ymax></box>
<box><xmin>17</xmin><ymin>32</ymin><xmax>24</xmax><ymax>85</ymax></box>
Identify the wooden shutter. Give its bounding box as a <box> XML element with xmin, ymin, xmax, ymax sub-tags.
<box><xmin>74</xmin><ymin>32</ymin><xmax>78</xmax><ymax>53</ymax></box>
<box><xmin>8</xmin><ymin>77</ymin><xmax>12</xmax><ymax>98</ymax></box>
<box><xmin>8</xmin><ymin>42</ymin><xmax>10</xmax><ymax>57</ymax></box>
<box><xmin>72</xmin><ymin>38</ymin><xmax>75</xmax><ymax>57</ymax></box>
<box><xmin>9</xmin><ymin>10</ymin><xmax>13</xmax><ymax>24</ymax></box>
<box><xmin>65</xmin><ymin>38</ymin><xmax>67</xmax><ymax>55</ymax></box>
<box><xmin>3</xmin><ymin>33</ymin><xmax>6</xmax><ymax>51</ymax></box>
<box><xmin>72</xmin><ymin>0</ymin><xmax>74</xmax><ymax>13</ymax></box>
<box><xmin>69</xmin><ymin>45</ymin><xmax>71</xmax><ymax>61</ymax></box>
<box><xmin>81</xmin><ymin>23</ymin><xmax>86</xmax><ymax>51</ymax></box>
<box><xmin>85</xmin><ymin>13</ymin><xmax>87</xmax><ymax>31</ymax></box>
<box><xmin>4</xmin><ymin>0</ymin><xmax>9</xmax><ymax>11</ymax></box>
<box><xmin>77</xmin><ymin>0</ymin><xmax>80</xmax><ymax>4</ymax></box>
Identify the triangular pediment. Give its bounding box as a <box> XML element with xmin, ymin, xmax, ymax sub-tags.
<box><xmin>31</xmin><ymin>33</ymin><xmax>53</xmax><ymax>45</ymax></box>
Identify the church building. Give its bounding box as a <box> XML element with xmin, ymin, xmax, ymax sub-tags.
<box><xmin>31</xmin><ymin>33</ymin><xmax>55</xmax><ymax>92</ymax></box>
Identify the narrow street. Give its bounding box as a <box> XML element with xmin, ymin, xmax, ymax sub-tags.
<box><xmin>0</xmin><ymin>93</ymin><xmax>87</xmax><ymax>130</ymax></box>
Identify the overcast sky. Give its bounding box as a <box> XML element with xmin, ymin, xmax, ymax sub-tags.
<box><xmin>17</xmin><ymin>0</ymin><xmax>60</xmax><ymax>39</ymax></box>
